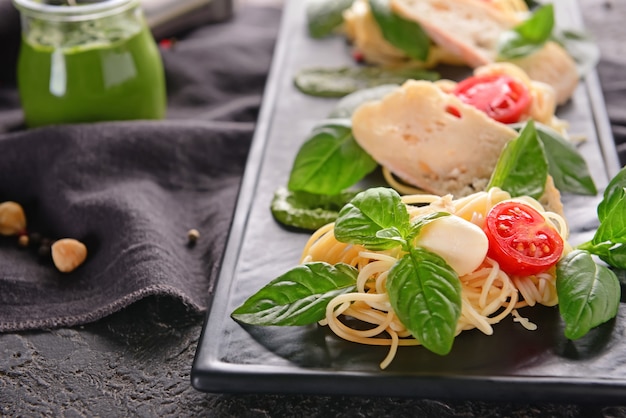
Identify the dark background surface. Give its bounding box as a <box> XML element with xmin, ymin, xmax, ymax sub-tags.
<box><xmin>2</xmin><ymin>0</ymin><xmax>626</xmax><ymax>416</ymax></box>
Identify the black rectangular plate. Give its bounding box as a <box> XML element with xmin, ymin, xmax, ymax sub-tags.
<box><xmin>191</xmin><ymin>0</ymin><xmax>625</xmax><ymax>403</ymax></box>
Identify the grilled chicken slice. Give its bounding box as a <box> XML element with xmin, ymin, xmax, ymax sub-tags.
<box><xmin>351</xmin><ymin>80</ymin><xmax>518</xmax><ymax>197</ymax></box>
<box><xmin>391</xmin><ymin>0</ymin><xmax>519</xmax><ymax>67</ymax></box>
<box><xmin>391</xmin><ymin>0</ymin><xmax>579</xmax><ymax>104</ymax></box>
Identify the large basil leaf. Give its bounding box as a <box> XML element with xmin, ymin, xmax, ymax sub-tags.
<box><xmin>387</xmin><ymin>247</ymin><xmax>462</xmax><ymax>355</ymax></box>
<box><xmin>578</xmin><ymin>166</ymin><xmax>626</xmax><ymax>269</ymax></box>
<box><xmin>556</xmin><ymin>250</ymin><xmax>621</xmax><ymax>340</ymax></box>
<box><xmin>597</xmin><ymin>166</ymin><xmax>626</xmax><ymax>222</ymax></box>
<box><xmin>497</xmin><ymin>4</ymin><xmax>554</xmax><ymax>59</ymax></box>
<box><xmin>328</xmin><ymin>84</ymin><xmax>399</xmax><ymax>119</ymax></box>
<box><xmin>231</xmin><ymin>262</ymin><xmax>358</xmax><ymax>326</ymax></box>
<box><xmin>586</xmin><ymin>195</ymin><xmax>626</xmax><ymax>269</ymax></box>
<box><xmin>294</xmin><ymin>66</ymin><xmax>439</xmax><ymax>98</ymax></box>
<box><xmin>271</xmin><ymin>187</ymin><xmax>360</xmax><ymax>231</ymax></box>
<box><xmin>306</xmin><ymin>0</ymin><xmax>354</xmax><ymax>38</ymax></box>
<box><xmin>510</xmin><ymin>122</ymin><xmax>597</xmax><ymax>196</ymax></box>
<box><xmin>288</xmin><ymin>119</ymin><xmax>377</xmax><ymax>195</ymax></box>
<box><xmin>368</xmin><ymin>0</ymin><xmax>430</xmax><ymax>61</ymax></box>
<box><xmin>334</xmin><ymin>187</ymin><xmax>410</xmax><ymax>250</ymax></box>
<box><xmin>487</xmin><ymin>121</ymin><xmax>548</xmax><ymax>199</ymax></box>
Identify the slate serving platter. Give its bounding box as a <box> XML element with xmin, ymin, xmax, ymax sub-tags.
<box><xmin>191</xmin><ymin>0</ymin><xmax>625</xmax><ymax>403</ymax></box>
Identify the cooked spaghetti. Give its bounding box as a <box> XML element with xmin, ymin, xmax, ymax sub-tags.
<box><xmin>300</xmin><ymin>187</ymin><xmax>569</xmax><ymax>369</ymax></box>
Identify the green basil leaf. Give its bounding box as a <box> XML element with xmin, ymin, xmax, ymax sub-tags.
<box><xmin>509</xmin><ymin>122</ymin><xmax>597</xmax><ymax>195</ymax></box>
<box><xmin>556</xmin><ymin>250</ymin><xmax>621</xmax><ymax>340</ymax></box>
<box><xmin>597</xmin><ymin>166</ymin><xmax>626</xmax><ymax>222</ymax></box>
<box><xmin>375</xmin><ymin>227</ymin><xmax>408</xmax><ymax>249</ymax></box>
<box><xmin>577</xmin><ymin>166</ymin><xmax>626</xmax><ymax>269</ymax></box>
<box><xmin>368</xmin><ymin>0</ymin><xmax>430</xmax><ymax>61</ymax></box>
<box><xmin>231</xmin><ymin>262</ymin><xmax>358</xmax><ymax>326</ymax></box>
<box><xmin>590</xmin><ymin>196</ymin><xmax>626</xmax><ymax>269</ymax></box>
<box><xmin>294</xmin><ymin>66</ymin><xmax>439</xmax><ymax>98</ymax></box>
<box><xmin>306</xmin><ymin>0</ymin><xmax>354</xmax><ymax>38</ymax></box>
<box><xmin>487</xmin><ymin>120</ymin><xmax>548</xmax><ymax>199</ymax></box>
<box><xmin>551</xmin><ymin>29</ymin><xmax>600</xmax><ymax>78</ymax></box>
<box><xmin>497</xmin><ymin>4</ymin><xmax>554</xmax><ymax>59</ymax></box>
<box><xmin>334</xmin><ymin>187</ymin><xmax>410</xmax><ymax>250</ymax></box>
<box><xmin>271</xmin><ymin>187</ymin><xmax>360</xmax><ymax>231</ymax></box>
<box><xmin>407</xmin><ymin>212</ymin><xmax>450</xmax><ymax>243</ymax></box>
<box><xmin>328</xmin><ymin>84</ymin><xmax>399</xmax><ymax>119</ymax></box>
<box><xmin>387</xmin><ymin>247</ymin><xmax>462</xmax><ymax>355</ymax></box>
<box><xmin>288</xmin><ymin>119</ymin><xmax>377</xmax><ymax>195</ymax></box>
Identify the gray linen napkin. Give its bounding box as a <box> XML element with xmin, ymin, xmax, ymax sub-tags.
<box><xmin>0</xmin><ymin>5</ymin><xmax>281</xmax><ymax>332</ymax></box>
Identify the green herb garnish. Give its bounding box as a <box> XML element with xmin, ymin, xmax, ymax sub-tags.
<box><xmin>369</xmin><ymin>0</ymin><xmax>430</xmax><ymax>62</ymax></box>
<box><xmin>235</xmin><ymin>187</ymin><xmax>462</xmax><ymax>355</ymax></box>
<box><xmin>287</xmin><ymin>119</ymin><xmax>377</xmax><ymax>195</ymax></box>
<box><xmin>270</xmin><ymin>187</ymin><xmax>359</xmax><ymax>231</ymax></box>
<box><xmin>305</xmin><ymin>0</ymin><xmax>355</xmax><ymax>38</ymax></box>
<box><xmin>231</xmin><ymin>262</ymin><xmax>358</xmax><ymax>326</ymax></box>
<box><xmin>487</xmin><ymin>120</ymin><xmax>548</xmax><ymax>199</ymax></box>
<box><xmin>294</xmin><ymin>66</ymin><xmax>439</xmax><ymax>98</ymax></box>
<box><xmin>497</xmin><ymin>4</ymin><xmax>555</xmax><ymax>60</ymax></box>
<box><xmin>508</xmin><ymin>122</ymin><xmax>598</xmax><ymax>196</ymax></box>
<box><xmin>556</xmin><ymin>250</ymin><xmax>621</xmax><ymax>340</ymax></box>
<box><xmin>578</xmin><ymin>167</ymin><xmax>626</xmax><ymax>269</ymax></box>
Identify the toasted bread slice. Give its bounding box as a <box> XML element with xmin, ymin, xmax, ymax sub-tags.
<box><xmin>351</xmin><ymin>80</ymin><xmax>518</xmax><ymax>197</ymax></box>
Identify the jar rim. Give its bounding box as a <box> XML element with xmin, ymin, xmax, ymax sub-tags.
<box><xmin>13</xmin><ymin>0</ymin><xmax>139</xmax><ymax>21</ymax></box>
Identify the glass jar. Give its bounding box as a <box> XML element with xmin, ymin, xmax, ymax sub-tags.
<box><xmin>13</xmin><ymin>0</ymin><xmax>167</xmax><ymax>128</ymax></box>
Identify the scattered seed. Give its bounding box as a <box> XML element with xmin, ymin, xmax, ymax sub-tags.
<box><xmin>187</xmin><ymin>228</ymin><xmax>200</xmax><ymax>246</ymax></box>
<box><xmin>18</xmin><ymin>234</ymin><xmax>29</xmax><ymax>248</ymax></box>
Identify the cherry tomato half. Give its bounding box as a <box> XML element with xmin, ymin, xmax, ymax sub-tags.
<box><xmin>453</xmin><ymin>74</ymin><xmax>531</xmax><ymax>124</ymax></box>
<box><xmin>483</xmin><ymin>201</ymin><xmax>564</xmax><ymax>276</ymax></box>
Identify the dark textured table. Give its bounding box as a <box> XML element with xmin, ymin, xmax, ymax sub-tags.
<box><xmin>2</xmin><ymin>1</ymin><xmax>626</xmax><ymax>416</ymax></box>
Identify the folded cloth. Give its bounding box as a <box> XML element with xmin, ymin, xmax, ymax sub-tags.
<box><xmin>0</xmin><ymin>6</ymin><xmax>281</xmax><ymax>332</ymax></box>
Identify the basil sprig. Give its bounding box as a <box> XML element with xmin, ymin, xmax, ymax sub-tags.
<box><xmin>368</xmin><ymin>0</ymin><xmax>430</xmax><ymax>62</ymax></box>
<box><xmin>287</xmin><ymin>119</ymin><xmax>377</xmax><ymax>195</ymax></box>
<box><xmin>556</xmin><ymin>250</ymin><xmax>621</xmax><ymax>340</ymax></box>
<box><xmin>487</xmin><ymin>120</ymin><xmax>548</xmax><ymax>199</ymax></box>
<box><xmin>306</xmin><ymin>0</ymin><xmax>354</xmax><ymax>39</ymax></box>
<box><xmin>334</xmin><ymin>187</ymin><xmax>410</xmax><ymax>250</ymax></box>
<box><xmin>554</xmin><ymin>166</ymin><xmax>626</xmax><ymax>340</ymax></box>
<box><xmin>231</xmin><ymin>262</ymin><xmax>358</xmax><ymax>326</ymax></box>
<box><xmin>497</xmin><ymin>4</ymin><xmax>555</xmax><ymax>60</ymax></box>
<box><xmin>507</xmin><ymin>122</ymin><xmax>598</xmax><ymax>196</ymax></box>
<box><xmin>294</xmin><ymin>66</ymin><xmax>438</xmax><ymax>98</ymax></box>
<box><xmin>322</xmin><ymin>188</ymin><xmax>462</xmax><ymax>354</ymax></box>
<box><xmin>387</xmin><ymin>247</ymin><xmax>461</xmax><ymax>355</ymax></box>
<box><xmin>578</xmin><ymin>166</ymin><xmax>626</xmax><ymax>269</ymax></box>
<box><xmin>270</xmin><ymin>187</ymin><xmax>360</xmax><ymax>231</ymax></box>
<box><xmin>235</xmin><ymin>187</ymin><xmax>462</xmax><ymax>355</ymax></box>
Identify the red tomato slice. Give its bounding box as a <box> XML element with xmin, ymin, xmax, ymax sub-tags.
<box><xmin>453</xmin><ymin>74</ymin><xmax>531</xmax><ymax>124</ymax></box>
<box><xmin>483</xmin><ymin>201</ymin><xmax>564</xmax><ymax>276</ymax></box>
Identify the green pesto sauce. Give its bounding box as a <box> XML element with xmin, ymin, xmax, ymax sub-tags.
<box><xmin>17</xmin><ymin>26</ymin><xmax>166</xmax><ymax>128</ymax></box>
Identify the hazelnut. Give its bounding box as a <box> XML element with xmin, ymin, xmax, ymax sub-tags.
<box><xmin>0</xmin><ymin>201</ymin><xmax>27</xmax><ymax>236</ymax></box>
<box><xmin>51</xmin><ymin>238</ymin><xmax>87</xmax><ymax>273</ymax></box>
